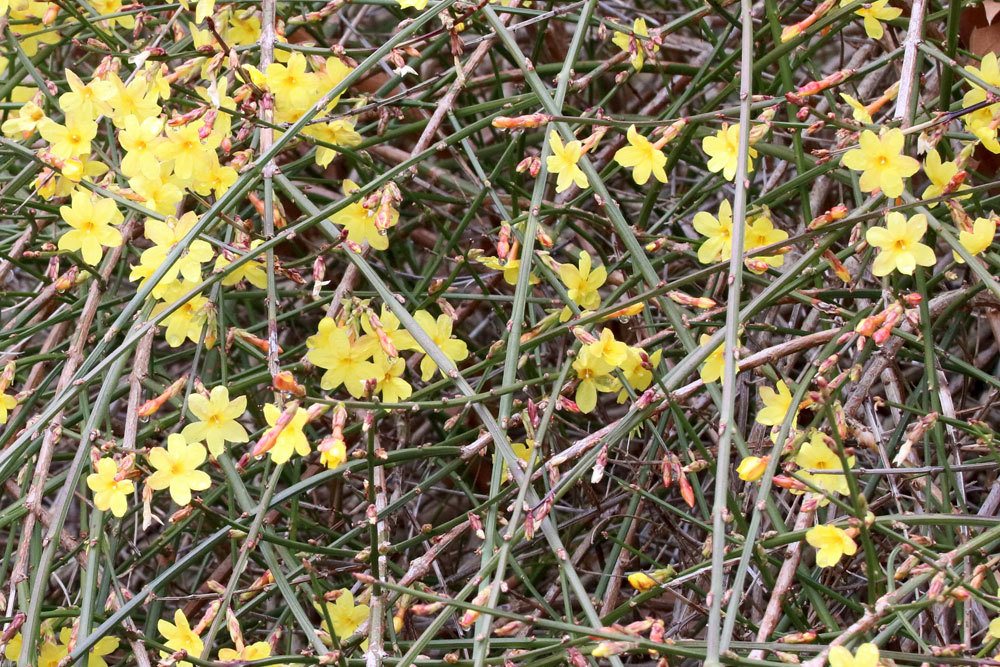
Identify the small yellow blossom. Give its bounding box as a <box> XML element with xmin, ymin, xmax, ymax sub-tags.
<box><xmin>332</xmin><ymin>180</ymin><xmax>398</xmax><ymax>251</ymax></box>
<box><xmin>694</xmin><ymin>200</ymin><xmax>733</xmax><ymax>264</ymax></box>
<box><xmin>39</xmin><ymin>114</ymin><xmax>97</xmax><ymax>160</ymax></box>
<box><xmin>698</xmin><ymin>334</ymin><xmax>725</xmax><ymax>384</ymax></box>
<box><xmin>118</xmin><ymin>115</ymin><xmax>164</xmax><ymax>180</ymax></box>
<box><xmin>306</xmin><ymin>318</ymin><xmax>376</xmax><ymax>396</ymax></box>
<box><xmin>611</xmin><ymin>18</ymin><xmax>656</xmax><ymax>70</ymax></box>
<box><xmin>558</xmin><ymin>250</ymin><xmax>607</xmax><ymax>319</ymax></box>
<box><xmin>627</xmin><ymin>572</ymin><xmax>657</xmax><ymax>591</ymax></box>
<box><xmin>703</xmin><ymin>124</ymin><xmax>757</xmax><ymax>181</ymax></box>
<box><xmin>86</xmin><ymin>457</ymin><xmax>134</xmax><ymax>517</ymax></box>
<box><xmin>265</xmin><ymin>51</ymin><xmax>316</xmax><ymax>111</ymax></box>
<box><xmin>841</xmin><ymin>128</ymin><xmax>919</xmax><ymax>198</ymax></box>
<box><xmin>840</xmin><ymin>93</ymin><xmax>873</xmax><ymax>124</ymax></box>
<box><xmin>181</xmin><ymin>386</ymin><xmax>248</xmax><ymax>457</ymax></box>
<box><xmin>214</xmin><ymin>239</ymin><xmax>269</xmax><ymax>289</ymax></box>
<box><xmin>262</xmin><ymin>403</ymin><xmax>311</xmax><ymax>464</ymax></box>
<box><xmin>321</xmin><ymin>589</ymin><xmax>370</xmax><ymax>649</ymax></box>
<box><xmin>736</xmin><ymin>455</ymin><xmax>768</xmax><ymax>482</ymax></box>
<box><xmin>615</xmin><ymin>347</ymin><xmax>661</xmax><ymax>403</ymax></box>
<box><xmin>219</xmin><ymin>640</ymin><xmax>272</xmax><ymax>662</ymax></box>
<box><xmin>58</xmin><ymin>190</ymin><xmax>124</xmax><ymax>266</ymax></box>
<box><xmin>413</xmin><ymin>310</ymin><xmax>469</xmax><ymax>381</ymax></box>
<box><xmin>546</xmin><ymin>131</ymin><xmax>589</xmax><ymax>193</ymax></box>
<box><xmin>921</xmin><ymin>149</ymin><xmax>968</xmax><ymax>203</ymax></box>
<box><xmin>108</xmin><ymin>73</ymin><xmax>162</xmax><ymax>127</ymax></box>
<box><xmin>841</xmin><ymin>0</ymin><xmax>901</xmax><ymax>40</ymax></box>
<box><xmin>587</xmin><ymin>328</ymin><xmax>628</xmax><ymax>367</ymax></box>
<box><xmin>572</xmin><ymin>346</ymin><xmax>615</xmax><ymax>414</ymax></box>
<box><xmin>793</xmin><ymin>431</ymin><xmax>854</xmax><ymax>499</ymax></box>
<box><xmin>828</xmin><ymin>643</ymin><xmax>879</xmax><ymax>667</ymax></box>
<box><xmin>1</xmin><ymin>100</ymin><xmax>46</xmax><ymax>138</ymax></box>
<box><xmin>60</xmin><ymin>70</ymin><xmax>114</xmax><ymax>120</ymax></box>
<box><xmin>954</xmin><ymin>217</ymin><xmax>996</xmax><ymax>263</ymax></box>
<box><xmin>0</xmin><ymin>390</ymin><xmax>17</xmax><ymax>424</ymax></box>
<box><xmin>305</xmin><ymin>119</ymin><xmax>363</xmax><ymax>168</ymax></box>
<box><xmin>806</xmin><ymin>524</ymin><xmax>858</xmax><ymax>567</ymax></box>
<box><xmin>152</xmin><ymin>281</ymin><xmax>216</xmax><ymax>348</ymax></box>
<box><xmin>614</xmin><ymin>124</ymin><xmax>667</xmax><ymax>185</ymax></box>
<box><xmin>397</xmin><ymin>0</ymin><xmax>428</xmax><ymax>10</ymax></box>
<box><xmin>158</xmin><ymin>609</ymin><xmax>203</xmax><ymax>667</ymax></box>
<box><xmin>756</xmin><ymin>380</ymin><xmax>793</xmax><ymax>426</ymax></box>
<box><xmin>744</xmin><ymin>212</ymin><xmax>789</xmax><ymax>272</ymax></box>
<box><xmin>373</xmin><ymin>354</ymin><xmax>412</xmax><ymax>404</ymax></box>
<box><xmin>988</xmin><ymin>617</ymin><xmax>1000</xmax><ymax>639</ymax></box>
<box><xmin>865</xmin><ymin>212</ymin><xmax>936</xmax><ymax>276</ymax></box>
<box><xmin>147</xmin><ymin>433</ymin><xmax>211</xmax><ymax>506</ymax></box>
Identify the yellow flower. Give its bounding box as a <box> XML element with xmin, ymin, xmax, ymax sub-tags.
<box><xmin>793</xmin><ymin>431</ymin><xmax>854</xmax><ymax>499</ymax></box>
<box><xmin>546</xmin><ymin>131</ymin><xmax>589</xmax><ymax>193</ymax></box>
<box><xmin>332</xmin><ymin>180</ymin><xmax>397</xmax><ymax>251</ymax></box>
<box><xmin>694</xmin><ymin>200</ymin><xmax>733</xmax><ymax>264</ymax></box>
<box><xmin>320</xmin><ymin>435</ymin><xmax>347</xmax><ymax>469</ymax></box>
<box><xmin>373</xmin><ymin>354</ymin><xmax>412</xmax><ymax>404</ymax></box>
<box><xmin>214</xmin><ymin>239</ymin><xmax>269</xmax><ymax>289</ymax></box>
<box><xmin>840</xmin><ymin>93</ymin><xmax>873</xmax><ymax>125</ymax></box>
<box><xmin>966</xmin><ymin>52</ymin><xmax>1000</xmax><ymax>89</ymax></box>
<box><xmin>224</xmin><ymin>8</ymin><xmax>261</xmax><ymax>45</ymax></box>
<box><xmin>756</xmin><ymin>380</ymin><xmax>793</xmax><ymax>426</ymax></box>
<box><xmin>265</xmin><ymin>51</ymin><xmax>316</xmax><ymax>111</ymax></box>
<box><xmin>955</xmin><ymin>217</ymin><xmax>996</xmax><ymax>263</ymax></box>
<box><xmin>806</xmin><ymin>524</ymin><xmax>858</xmax><ymax>567</ymax></box>
<box><xmin>147</xmin><ymin>433</ymin><xmax>211</xmax><ymax>506</ymax></box>
<box><xmin>698</xmin><ymin>334</ymin><xmax>725</xmax><ymax>384</ymax></box>
<box><xmin>157</xmin><ymin>122</ymin><xmax>220</xmax><ymax>183</ymax></box>
<box><xmin>193</xmin><ymin>154</ymin><xmax>238</xmax><ymax>199</ymax></box>
<box><xmin>107</xmin><ymin>73</ymin><xmax>161</xmax><ymax>127</ymax></box>
<box><xmin>1</xmin><ymin>100</ymin><xmax>46</xmax><ymax>138</ymax></box>
<box><xmin>587</xmin><ymin>328</ymin><xmax>628</xmax><ymax>367</ymax></box>
<box><xmin>219</xmin><ymin>641</ymin><xmax>272</xmax><ymax>662</ymax></box>
<box><xmin>60</xmin><ymin>70</ymin><xmax>115</xmax><ymax>120</ymax></box>
<box><xmin>572</xmin><ymin>347</ymin><xmax>614</xmax><ymax>414</ymax></box>
<box><xmin>86</xmin><ymin>457</ymin><xmax>134</xmax><ymax>517</ymax></box>
<box><xmin>865</xmin><ymin>212</ymin><xmax>936</xmax><ymax>276</ymax></box>
<box><xmin>614</xmin><ymin>124</ymin><xmax>667</xmax><ymax>185</ymax></box>
<box><xmin>626</xmin><ymin>567</ymin><xmax>674</xmax><ymax>591</ymax></box>
<box><xmin>921</xmin><ymin>149</ymin><xmax>968</xmax><ymax>203</ymax></box>
<box><xmin>262</xmin><ymin>403</ymin><xmax>311</xmax><ymax>464</ymax></box>
<box><xmin>306</xmin><ymin>318</ymin><xmax>377</xmax><ymax>396</ymax></box>
<box><xmin>119</xmin><ymin>115</ymin><xmax>165</xmax><ymax>179</ymax></box>
<box><xmin>558</xmin><ymin>250</ymin><xmax>606</xmax><ymax>319</ymax></box>
<box><xmin>152</xmin><ymin>281</ymin><xmax>216</xmax><ymax>348</ymax></box>
<box><xmin>703</xmin><ymin>124</ymin><xmax>756</xmax><ymax>181</ymax></box>
<box><xmin>321</xmin><ymin>589</ymin><xmax>370</xmax><ymax>649</ymax></box>
<box><xmin>841</xmin><ymin>128</ymin><xmax>919</xmax><ymax>199</ymax></box>
<box><xmin>360</xmin><ymin>306</ymin><xmax>418</xmax><ymax>353</ymax></box>
<box><xmin>181</xmin><ymin>386</ymin><xmax>248</xmax><ymax>457</ymax></box>
<box><xmin>828</xmin><ymin>643</ymin><xmax>879</xmax><ymax>667</ymax></box>
<box><xmin>497</xmin><ymin>439</ymin><xmax>534</xmax><ymax>483</ymax></box>
<box><xmin>615</xmin><ymin>347</ymin><xmax>661</xmax><ymax>403</ymax></box>
<box><xmin>744</xmin><ymin>212</ymin><xmax>789</xmax><ymax>272</ymax></box>
<box><xmin>841</xmin><ymin>0</ymin><xmax>901</xmax><ymax>39</ymax></box>
<box><xmin>39</xmin><ymin>113</ymin><xmax>97</xmax><ymax>160</ymax></box>
<box><xmin>0</xmin><ymin>390</ymin><xmax>18</xmax><ymax>424</ymax></box>
<box><xmin>130</xmin><ymin>213</ymin><xmax>214</xmax><ymax>297</ymax></box>
<box><xmin>129</xmin><ymin>167</ymin><xmax>184</xmax><ymax>215</ymax></box>
<box><xmin>736</xmin><ymin>455</ymin><xmax>768</xmax><ymax>482</ymax></box>
<box><xmin>305</xmin><ymin>119</ymin><xmax>363</xmax><ymax>168</ymax></box>
<box><xmin>56</xmin><ymin>629</ymin><xmax>119</xmax><ymax>667</ymax></box>
<box><xmin>58</xmin><ymin>190</ymin><xmax>124</xmax><ymax>266</ymax></box>
<box><xmin>414</xmin><ymin>310</ymin><xmax>469</xmax><ymax>381</ymax></box>
<box><xmin>988</xmin><ymin>617</ymin><xmax>1000</xmax><ymax>639</ymax></box>
<box><xmin>398</xmin><ymin>0</ymin><xmax>428</xmax><ymax>10</ymax></box>
<box><xmin>611</xmin><ymin>18</ymin><xmax>656</xmax><ymax>70</ymax></box>
<box><xmin>158</xmin><ymin>609</ymin><xmax>204</xmax><ymax>667</ymax></box>
<box><xmin>91</xmin><ymin>0</ymin><xmax>135</xmax><ymax>28</ymax></box>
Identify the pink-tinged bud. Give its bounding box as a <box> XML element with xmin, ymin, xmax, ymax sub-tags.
<box><xmin>137</xmin><ymin>376</ymin><xmax>188</xmax><ymax>417</ymax></box>
<box><xmin>273</xmin><ymin>371</ymin><xmax>306</xmax><ymax>397</ymax></box>
<box><xmin>54</xmin><ymin>266</ymin><xmax>79</xmax><ymax>292</ymax></box>
<box><xmin>516</xmin><ymin>156</ymin><xmax>541</xmax><ymax>177</ymax></box>
<box><xmin>822</xmin><ymin>250</ymin><xmax>851</xmax><ymax>284</ymax></box>
<box><xmin>807</xmin><ymin>204</ymin><xmax>848</xmax><ymax>230</ymax></box>
<box><xmin>668</xmin><ymin>291</ymin><xmax>716</xmax><ymax>309</ymax></box>
<box><xmin>231</xmin><ymin>328</ymin><xmax>281</xmax><ymax>354</ymax></box>
<box><xmin>779</xmin><ymin>631</ymin><xmax>817</xmax><ymax>644</ymax></box>
<box><xmin>772</xmin><ymin>475</ymin><xmax>808</xmax><ymax>491</ymax></box>
<box><xmin>568</xmin><ymin>648</ymin><xmax>588</xmax><ymax>667</ymax></box>
<box><xmin>571</xmin><ymin>326</ymin><xmax>598</xmax><ymax>345</ymax></box>
<box><xmin>458</xmin><ymin>585</ymin><xmax>491</xmax><ymax>628</ymax></box>
<box><xmin>251</xmin><ymin>401</ymin><xmax>300</xmax><ymax>458</ymax></box>
<box><xmin>678</xmin><ymin>469</ymin><xmax>695</xmax><ymax>508</ymax></box>
<box><xmin>492</xmin><ymin>113</ymin><xmax>551</xmax><ymax>130</ymax></box>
